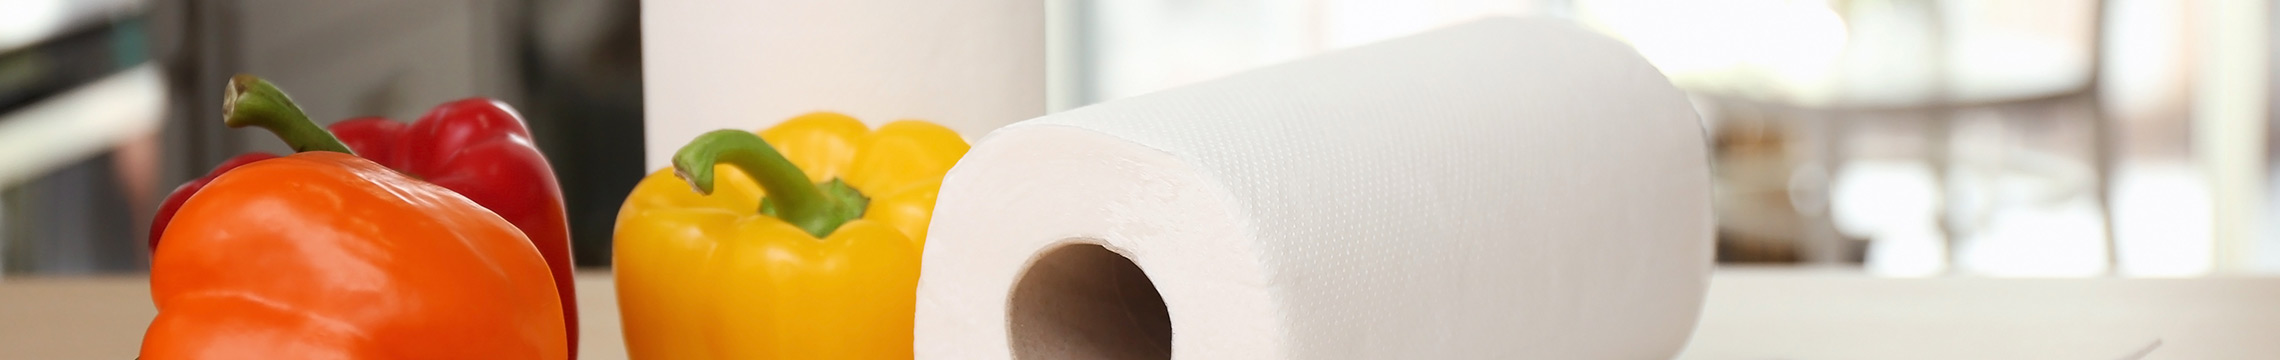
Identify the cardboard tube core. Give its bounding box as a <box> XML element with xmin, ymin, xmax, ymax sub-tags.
<box><xmin>1008</xmin><ymin>243</ymin><xmax>1172</xmax><ymax>359</ymax></box>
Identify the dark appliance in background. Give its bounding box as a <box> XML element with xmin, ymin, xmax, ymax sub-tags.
<box><xmin>0</xmin><ymin>0</ymin><xmax>157</xmax><ymax>273</ymax></box>
<box><xmin>1</xmin><ymin>0</ymin><xmax>645</xmax><ymax>273</ymax></box>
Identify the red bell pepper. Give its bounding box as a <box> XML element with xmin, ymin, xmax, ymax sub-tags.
<box><xmin>150</xmin><ymin>83</ymin><xmax>579</xmax><ymax>357</ymax></box>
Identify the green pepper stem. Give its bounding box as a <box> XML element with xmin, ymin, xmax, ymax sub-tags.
<box><xmin>223</xmin><ymin>74</ymin><xmax>353</xmax><ymax>154</ymax></box>
<box><xmin>673</xmin><ymin>130</ymin><xmax>865</xmax><ymax>237</ymax></box>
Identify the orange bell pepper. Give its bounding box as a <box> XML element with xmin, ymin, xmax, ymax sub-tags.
<box><xmin>139</xmin><ymin>76</ymin><xmax>566</xmax><ymax>359</ymax></box>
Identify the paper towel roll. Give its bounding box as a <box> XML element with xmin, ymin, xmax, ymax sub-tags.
<box><xmin>916</xmin><ymin>17</ymin><xmax>1711</xmax><ymax>359</ymax></box>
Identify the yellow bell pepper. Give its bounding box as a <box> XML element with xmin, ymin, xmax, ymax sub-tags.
<box><xmin>613</xmin><ymin>112</ymin><xmax>968</xmax><ymax>359</ymax></box>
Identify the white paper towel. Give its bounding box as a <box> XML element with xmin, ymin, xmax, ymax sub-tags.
<box><xmin>916</xmin><ymin>17</ymin><xmax>1712</xmax><ymax>359</ymax></box>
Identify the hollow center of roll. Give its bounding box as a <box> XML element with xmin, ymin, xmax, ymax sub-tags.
<box><xmin>1008</xmin><ymin>243</ymin><xmax>1172</xmax><ymax>359</ymax></box>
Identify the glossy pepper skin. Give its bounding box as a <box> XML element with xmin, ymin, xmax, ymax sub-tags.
<box><xmin>148</xmin><ymin>95</ymin><xmax>579</xmax><ymax>356</ymax></box>
<box><xmin>148</xmin><ymin>152</ymin><xmax>275</xmax><ymax>250</ymax></box>
<box><xmin>329</xmin><ymin>99</ymin><xmax>580</xmax><ymax>354</ymax></box>
<box><xmin>141</xmin><ymin>76</ymin><xmax>566</xmax><ymax>359</ymax></box>
<box><xmin>614</xmin><ymin>112</ymin><xmax>968</xmax><ymax>359</ymax></box>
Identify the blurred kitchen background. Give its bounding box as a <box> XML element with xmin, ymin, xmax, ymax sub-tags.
<box><xmin>0</xmin><ymin>0</ymin><xmax>2267</xmax><ymax>278</ymax></box>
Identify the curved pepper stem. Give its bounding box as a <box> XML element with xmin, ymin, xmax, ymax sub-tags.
<box><xmin>223</xmin><ymin>74</ymin><xmax>354</xmax><ymax>154</ymax></box>
<box><xmin>674</xmin><ymin>130</ymin><xmax>867</xmax><ymax>238</ymax></box>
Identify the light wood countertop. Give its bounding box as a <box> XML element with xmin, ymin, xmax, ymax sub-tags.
<box><xmin>7</xmin><ymin>270</ymin><xmax>2278</xmax><ymax>359</ymax></box>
